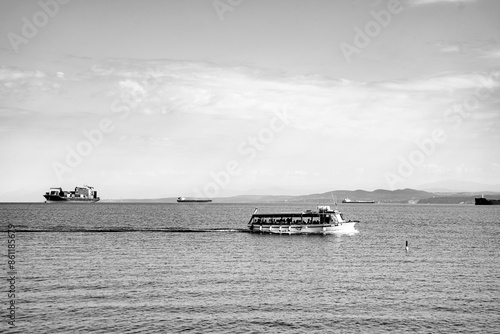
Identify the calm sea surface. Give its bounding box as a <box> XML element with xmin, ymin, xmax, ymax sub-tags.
<box><xmin>1</xmin><ymin>203</ymin><xmax>499</xmax><ymax>333</ymax></box>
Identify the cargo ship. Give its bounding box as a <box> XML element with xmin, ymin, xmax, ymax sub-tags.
<box><xmin>43</xmin><ymin>185</ymin><xmax>99</xmax><ymax>203</ymax></box>
<box><xmin>475</xmin><ymin>196</ymin><xmax>500</xmax><ymax>205</ymax></box>
<box><xmin>177</xmin><ymin>197</ymin><xmax>212</xmax><ymax>203</ymax></box>
<box><xmin>342</xmin><ymin>198</ymin><xmax>375</xmax><ymax>204</ymax></box>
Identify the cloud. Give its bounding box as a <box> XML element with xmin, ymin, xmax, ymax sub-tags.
<box><xmin>0</xmin><ymin>66</ymin><xmax>64</xmax><ymax>101</ymax></box>
<box><xmin>430</xmin><ymin>41</ymin><xmax>462</xmax><ymax>54</ymax></box>
<box><xmin>408</xmin><ymin>0</ymin><xmax>475</xmax><ymax>6</ymax></box>
<box><xmin>378</xmin><ymin>71</ymin><xmax>500</xmax><ymax>93</ymax></box>
<box><xmin>429</xmin><ymin>40</ymin><xmax>500</xmax><ymax>59</ymax></box>
<box><xmin>3</xmin><ymin>58</ymin><xmax>499</xmax><ymax>159</ymax></box>
<box><xmin>0</xmin><ymin>67</ymin><xmax>45</xmax><ymax>81</ymax></box>
<box><xmin>3</xmin><ymin>57</ymin><xmax>498</xmax><ymax>148</ymax></box>
<box><xmin>119</xmin><ymin>134</ymin><xmax>172</xmax><ymax>147</ymax></box>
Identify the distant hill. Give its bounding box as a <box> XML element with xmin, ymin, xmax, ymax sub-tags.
<box><xmin>103</xmin><ymin>188</ymin><xmax>445</xmax><ymax>204</ymax></box>
<box><xmin>100</xmin><ymin>190</ymin><xmax>500</xmax><ymax>204</ymax></box>
<box><xmin>242</xmin><ymin>188</ymin><xmax>436</xmax><ymax>204</ymax></box>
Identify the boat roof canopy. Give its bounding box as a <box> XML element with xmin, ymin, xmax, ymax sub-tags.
<box><xmin>252</xmin><ymin>211</ymin><xmax>338</xmax><ymax>218</ymax></box>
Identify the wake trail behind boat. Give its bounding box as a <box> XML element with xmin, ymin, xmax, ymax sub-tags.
<box><xmin>4</xmin><ymin>227</ymin><xmax>250</xmax><ymax>233</ymax></box>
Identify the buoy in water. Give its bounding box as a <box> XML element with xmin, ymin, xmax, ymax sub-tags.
<box><xmin>405</xmin><ymin>240</ymin><xmax>409</xmax><ymax>252</ymax></box>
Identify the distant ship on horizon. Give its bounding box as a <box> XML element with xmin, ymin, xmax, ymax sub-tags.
<box><xmin>342</xmin><ymin>198</ymin><xmax>375</xmax><ymax>204</ymax></box>
<box><xmin>475</xmin><ymin>196</ymin><xmax>500</xmax><ymax>205</ymax></box>
<box><xmin>177</xmin><ymin>197</ymin><xmax>212</xmax><ymax>203</ymax></box>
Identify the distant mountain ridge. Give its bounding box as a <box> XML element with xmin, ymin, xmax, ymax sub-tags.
<box><xmin>101</xmin><ymin>188</ymin><xmax>500</xmax><ymax>204</ymax></box>
<box><xmin>239</xmin><ymin>188</ymin><xmax>435</xmax><ymax>204</ymax></box>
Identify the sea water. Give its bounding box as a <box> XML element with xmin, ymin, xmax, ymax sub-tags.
<box><xmin>1</xmin><ymin>203</ymin><xmax>499</xmax><ymax>333</ymax></box>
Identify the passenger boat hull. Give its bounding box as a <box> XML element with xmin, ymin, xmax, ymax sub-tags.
<box><xmin>250</xmin><ymin>222</ymin><xmax>356</xmax><ymax>234</ymax></box>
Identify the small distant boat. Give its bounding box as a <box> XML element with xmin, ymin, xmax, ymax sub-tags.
<box><xmin>177</xmin><ymin>197</ymin><xmax>212</xmax><ymax>203</ymax></box>
<box><xmin>44</xmin><ymin>185</ymin><xmax>99</xmax><ymax>203</ymax></box>
<box><xmin>248</xmin><ymin>206</ymin><xmax>358</xmax><ymax>234</ymax></box>
<box><xmin>342</xmin><ymin>198</ymin><xmax>375</xmax><ymax>204</ymax></box>
<box><xmin>475</xmin><ymin>196</ymin><xmax>500</xmax><ymax>205</ymax></box>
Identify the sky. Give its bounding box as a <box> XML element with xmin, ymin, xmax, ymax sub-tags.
<box><xmin>1</xmin><ymin>0</ymin><xmax>499</xmax><ymax>201</ymax></box>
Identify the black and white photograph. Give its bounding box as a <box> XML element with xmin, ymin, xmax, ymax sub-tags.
<box><xmin>1</xmin><ymin>0</ymin><xmax>500</xmax><ymax>332</ymax></box>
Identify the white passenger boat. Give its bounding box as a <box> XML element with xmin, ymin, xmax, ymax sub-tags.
<box><xmin>248</xmin><ymin>206</ymin><xmax>358</xmax><ymax>234</ymax></box>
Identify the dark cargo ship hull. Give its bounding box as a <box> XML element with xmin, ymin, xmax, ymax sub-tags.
<box><xmin>475</xmin><ymin>198</ymin><xmax>500</xmax><ymax>205</ymax></box>
<box><xmin>342</xmin><ymin>201</ymin><xmax>375</xmax><ymax>203</ymax></box>
<box><xmin>43</xmin><ymin>195</ymin><xmax>100</xmax><ymax>203</ymax></box>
